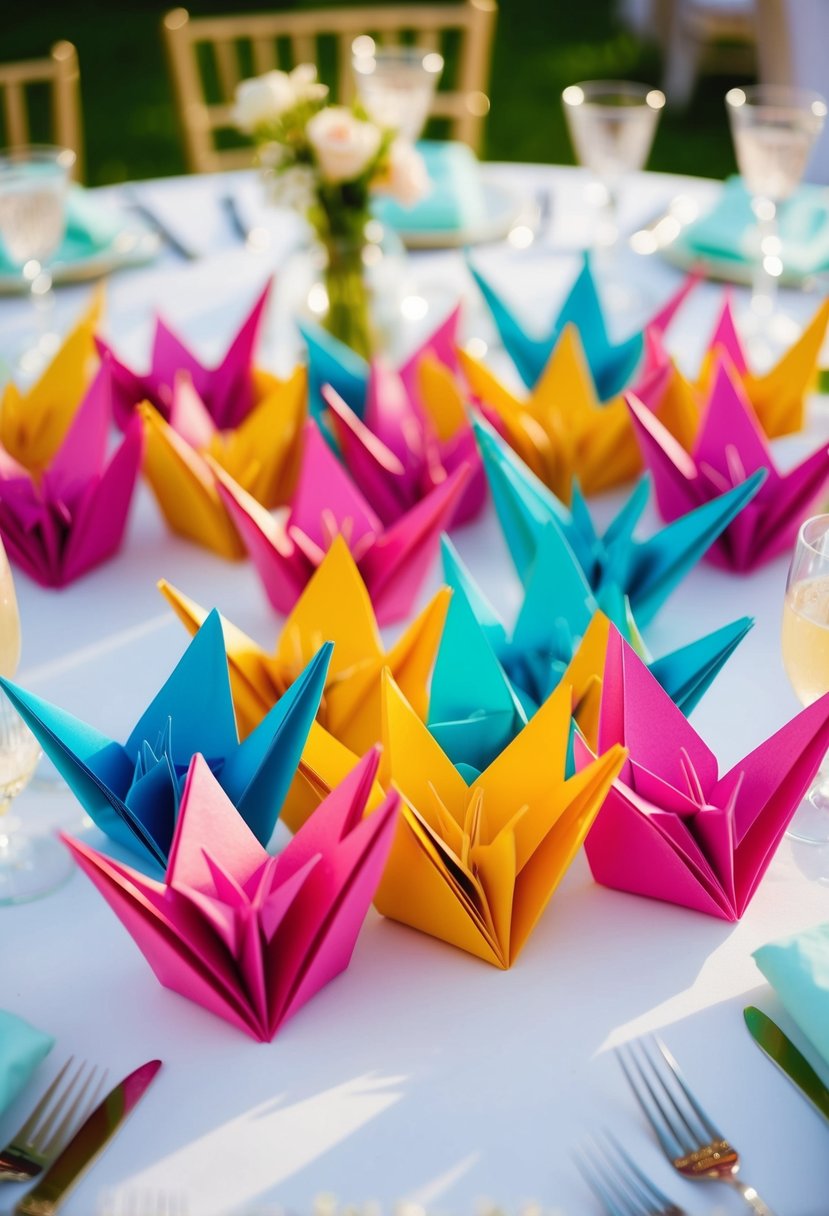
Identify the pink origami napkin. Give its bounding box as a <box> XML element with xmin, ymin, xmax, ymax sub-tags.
<box><xmin>63</xmin><ymin>749</ymin><xmax>399</xmax><ymax>1041</ymax></box>
<box><xmin>97</xmin><ymin>280</ymin><xmax>272</xmax><ymax>431</ymax></box>
<box><xmin>574</xmin><ymin>628</ymin><xmax>829</xmax><ymax>920</ymax></box>
<box><xmin>626</xmin><ymin>358</ymin><xmax>829</xmax><ymax>572</ymax></box>
<box><xmin>212</xmin><ymin>420</ymin><xmax>470</xmax><ymax>626</ymax></box>
<box><xmin>0</xmin><ymin>365</ymin><xmax>143</xmax><ymax>588</ymax></box>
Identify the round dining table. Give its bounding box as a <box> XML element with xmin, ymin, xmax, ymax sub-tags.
<box><xmin>1</xmin><ymin>161</ymin><xmax>829</xmax><ymax>1216</ymax></box>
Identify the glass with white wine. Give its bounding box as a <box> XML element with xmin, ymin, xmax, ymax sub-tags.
<box><xmin>782</xmin><ymin>514</ymin><xmax>829</xmax><ymax>844</ymax></box>
<box><xmin>352</xmin><ymin>38</ymin><xmax>444</xmax><ymax>142</ymax></box>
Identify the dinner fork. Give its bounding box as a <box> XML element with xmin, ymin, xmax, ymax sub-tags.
<box><xmin>0</xmin><ymin>1058</ymin><xmax>106</xmax><ymax>1182</ymax></box>
<box><xmin>575</xmin><ymin>1131</ymin><xmax>688</xmax><ymax>1216</ymax></box>
<box><xmin>617</xmin><ymin>1037</ymin><xmax>777</xmax><ymax>1215</ymax></box>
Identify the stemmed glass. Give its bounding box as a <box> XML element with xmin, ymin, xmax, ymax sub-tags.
<box><xmin>726</xmin><ymin>86</ymin><xmax>826</xmax><ymax>350</ymax></box>
<box><xmin>782</xmin><ymin>514</ymin><xmax>829</xmax><ymax>846</ymax></box>
<box><xmin>351</xmin><ymin>38</ymin><xmax>444</xmax><ymax>141</ymax></box>
<box><xmin>0</xmin><ymin>146</ymin><xmax>75</xmax><ymax>377</ymax></box>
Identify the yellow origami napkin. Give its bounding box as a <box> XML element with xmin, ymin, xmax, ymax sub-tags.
<box><xmin>0</xmin><ymin>289</ymin><xmax>103</xmax><ymax>472</ymax></box>
<box><xmin>376</xmin><ymin>671</ymin><xmax>626</xmax><ymax>968</ymax></box>
<box><xmin>139</xmin><ymin>366</ymin><xmax>305</xmax><ymax>559</ymax></box>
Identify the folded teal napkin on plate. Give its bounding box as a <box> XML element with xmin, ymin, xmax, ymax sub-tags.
<box><xmin>754</xmin><ymin>920</ymin><xmax>829</xmax><ymax>1065</ymax></box>
<box><xmin>0</xmin><ymin>186</ymin><xmax>123</xmax><ymax>273</ymax></box>
<box><xmin>373</xmin><ymin>140</ymin><xmax>488</xmax><ymax>233</ymax></box>
<box><xmin>0</xmin><ymin>1009</ymin><xmax>53</xmax><ymax>1116</ymax></box>
<box><xmin>674</xmin><ymin>175</ymin><xmax>829</xmax><ymax>278</ymax></box>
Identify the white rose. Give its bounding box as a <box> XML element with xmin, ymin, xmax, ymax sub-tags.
<box><xmin>307</xmin><ymin>107</ymin><xmax>382</xmax><ymax>184</ymax></box>
<box><xmin>383</xmin><ymin>139</ymin><xmax>430</xmax><ymax>208</ymax></box>
<box><xmin>233</xmin><ymin>66</ymin><xmax>327</xmax><ymax>133</ymax></box>
<box><xmin>288</xmin><ymin>64</ymin><xmax>328</xmax><ymax>106</ymax></box>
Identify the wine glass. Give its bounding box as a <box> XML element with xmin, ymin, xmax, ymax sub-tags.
<box><xmin>0</xmin><ymin>146</ymin><xmax>75</xmax><ymax>377</ymax></box>
<box><xmin>351</xmin><ymin>37</ymin><xmax>444</xmax><ymax>141</ymax></box>
<box><xmin>726</xmin><ymin>86</ymin><xmax>826</xmax><ymax>351</ymax></box>
<box><xmin>782</xmin><ymin>514</ymin><xmax>829</xmax><ymax>845</ymax></box>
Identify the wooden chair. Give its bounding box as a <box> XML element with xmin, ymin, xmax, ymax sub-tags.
<box><xmin>162</xmin><ymin>2</ymin><xmax>497</xmax><ymax>174</ymax></box>
<box><xmin>0</xmin><ymin>42</ymin><xmax>83</xmax><ymax>177</ymax></box>
<box><xmin>656</xmin><ymin>0</ymin><xmax>756</xmax><ymax>107</ymax></box>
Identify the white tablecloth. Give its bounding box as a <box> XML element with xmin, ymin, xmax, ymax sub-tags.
<box><xmin>2</xmin><ymin>165</ymin><xmax>829</xmax><ymax>1216</ymax></box>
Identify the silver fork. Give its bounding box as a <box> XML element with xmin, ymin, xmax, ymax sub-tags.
<box><xmin>0</xmin><ymin>1058</ymin><xmax>106</xmax><ymax>1182</ymax></box>
<box><xmin>575</xmin><ymin>1132</ymin><xmax>688</xmax><ymax>1216</ymax></box>
<box><xmin>618</xmin><ymin>1037</ymin><xmax>777</xmax><ymax>1216</ymax></box>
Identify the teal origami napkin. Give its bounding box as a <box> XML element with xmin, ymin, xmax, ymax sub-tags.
<box><xmin>754</xmin><ymin>921</ymin><xmax>829</xmax><ymax>1067</ymax></box>
<box><xmin>373</xmin><ymin>140</ymin><xmax>488</xmax><ymax>234</ymax></box>
<box><xmin>0</xmin><ymin>187</ymin><xmax>124</xmax><ymax>274</ymax></box>
<box><xmin>0</xmin><ymin>1010</ymin><xmax>53</xmax><ymax>1116</ymax></box>
<box><xmin>474</xmin><ymin>416</ymin><xmax>764</xmax><ymax>628</ymax></box>
<box><xmin>673</xmin><ymin>176</ymin><xmax>829</xmax><ymax>280</ymax></box>
<box><xmin>0</xmin><ymin>615</ymin><xmax>332</xmax><ymax>870</ymax></box>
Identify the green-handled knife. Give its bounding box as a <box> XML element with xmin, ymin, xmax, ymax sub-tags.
<box><xmin>744</xmin><ymin>1006</ymin><xmax>829</xmax><ymax>1124</ymax></box>
<box><xmin>14</xmin><ymin>1059</ymin><xmax>162</xmax><ymax>1215</ymax></box>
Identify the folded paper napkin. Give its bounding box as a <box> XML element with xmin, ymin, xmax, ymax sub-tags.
<box><xmin>0</xmin><ymin>365</ymin><xmax>144</xmax><ymax>588</ymax></box>
<box><xmin>373</xmin><ymin>140</ymin><xmax>489</xmax><ymax>234</ymax></box>
<box><xmin>0</xmin><ymin>1010</ymin><xmax>53</xmax><ymax>1115</ymax></box>
<box><xmin>474</xmin><ymin>416</ymin><xmax>762</xmax><ymax>628</ymax></box>
<box><xmin>574</xmin><ymin>629</ymin><xmax>829</xmax><ymax>920</ymax></box>
<box><xmin>212</xmin><ymin>420</ymin><xmax>470</xmax><ymax>626</ymax></box>
<box><xmin>0</xmin><ymin>291</ymin><xmax>102</xmax><ymax>473</ymax></box>
<box><xmin>673</xmin><ymin>176</ymin><xmax>829</xmax><ymax>281</ymax></box>
<box><xmin>376</xmin><ymin>671</ymin><xmax>625</xmax><ymax>967</ymax></box>
<box><xmin>139</xmin><ymin>365</ymin><xmax>306</xmax><ymax>559</ymax></box>
<box><xmin>468</xmin><ymin>254</ymin><xmax>696</xmax><ymax>395</ymax></box>
<box><xmin>159</xmin><ymin>536</ymin><xmax>449</xmax><ymax>828</ymax></box>
<box><xmin>96</xmin><ymin>280</ymin><xmax>272</xmax><ymax>431</ymax></box>
<box><xmin>430</xmin><ymin>532</ymin><xmax>752</xmax><ymax>775</ymax></box>
<box><xmin>1</xmin><ymin>615</ymin><xmax>331</xmax><ymax>869</ymax></box>
<box><xmin>754</xmin><ymin>921</ymin><xmax>829</xmax><ymax>1066</ymax></box>
<box><xmin>64</xmin><ymin>750</ymin><xmax>399</xmax><ymax>1041</ymax></box>
<box><xmin>627</xmin><ymin>359</ymin><xmax>829</xmax><ymax>572</ymax></box>
<box><xmin>0</xmin><ymin>188</ymin><xmax>124</xmax><ymax>275</ymax></box>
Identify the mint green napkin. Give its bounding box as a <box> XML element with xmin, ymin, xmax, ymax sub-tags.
<box><xmin>0</xmin><ymin>1009</ymin><xmax>53</xmax><ymax>1116</ymax></box>
<box><xmin>373</xmin><ymin>140</ymin><xmax>488</xmax><ymax>233</ymax></box>
<box><xmin>0</xmin><ymin>186</ymin><xmax>123</xmax><ymax>274</ymax></box>
<box><xmin>754</xmin><ymin>920</ymin><xmax>829</xmax><ymax>1066</ymax></box>
<box><xmin>673</xmin><ymin>176</ymin><xmax>829</xmax><ymax>278</ymax></box>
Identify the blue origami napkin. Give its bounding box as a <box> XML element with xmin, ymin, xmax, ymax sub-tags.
<box><xmin>474</xmin><ymin>416</ymin><xmax>764</xmax><ymax>627</ymax></box>
<box><xmin>0</xmin><ymin>1010</ymin><xmax>53</xmax><ymax>1116</ymax></box>
<box><xmin>1</xmin><ymin>615</ymin><xmax>332</xmax><ymax>869</ymax></box>
<box><xmin>429</xmin><ymin>532</ymin><xmax>752</xmax><ymax>776</ymax></box>
<box><xmin>373</xmin><ymin>140</ymin><xmax>488</xmax><ymax>234</ymax></box>
<box><xmin>754</xmin><ymin>921</ymin><xmax>829</xmax><ymax>1067</ymax></box>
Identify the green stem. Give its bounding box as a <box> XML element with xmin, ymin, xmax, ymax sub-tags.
<box><xmin>323</xmin><ymin>235</ymin><xmax>373</xmax><ymax>360</ymax></box>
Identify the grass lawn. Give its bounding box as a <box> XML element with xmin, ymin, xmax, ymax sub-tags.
<box><xmin>4</xmin><ymin>0</ymin><xmax>744</xmax><ymax>184</ymax></box>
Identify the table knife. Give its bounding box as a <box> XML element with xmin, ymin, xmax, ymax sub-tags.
<box><xmin>15</xmin><ymin>1059</ymin><xmax>162</xmax><ymax>1215</ymax></box>
<box><xmin>122</xmin><ymin>189</ymin><xmax>200</xmax><ymax>261</ymax></box>
<box><xmin>744</xmin><ymin>1006</ymin><xmax>829</xmax><ymax>1124</ymax></box>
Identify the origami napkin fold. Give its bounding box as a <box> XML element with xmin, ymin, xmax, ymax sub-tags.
<box><xmin>574</xmin><ymin>629</ymin><xmax>829</xmax><ymax>920</ymax></box>
<box><xmin>474</xmin><ymin>416</ymin><xmax>763</xmax><ymax>627</ymax></box>
<box><xmin>0</xmin><ymin>290</ymin><xmax>103</xmax><ymax>473</ymax></box>
<box><xmin>139</xmin><ymin>365</ymin><xmax>306</xmax><ymax>559</ymax></box>
<box><xmin>97</xmin><ymin>280</ymin><xmax>273</xmax><ymax>430</ymax></box>
<box><xmin>754</xmin><ymin>921</ymin><xmax>829</xmax><ymax>1067</ymax></box>
<box><xmin>376</xmin><ymin>671</ymin><xmax>626</xmax><ymax>967</ymax></box>
<box><xmin>159</xmin><ymin>536</ymin><xmax>449</xmax><ymax>828</ymax></box>
<box><xmin>430</xmin><ymin>532</ymin><xmax>752</xmax><ymax>773</ymax></box>
<box><xmin>1</xmin><ymin>614</ymin><xmax>332</xmax><ymax>869</ymax></box>
<box><xmin>0</xmin><ymin>1010</ymin><xmax>53</xmax><ymax>1116</ymax></box>
<box><xmin>212</xmin><ymin>420</ymin><xmax>470</xmax><ymax>626</ymax></box>
<box><xmin>627</xmin><ymin>360</ymin><xmax>829</xmax><ymax>572</ymax></box>
<box><xmin>468</xmin><ymin>254</ymin><xmax>695</xmax><ymax>396</ymax></box>
<box><xmin>64</xmin><ymin>750</ymin><xmax>399</xmax><ymax>1041</ymax></box>
<box><xmin>0</xmin><ymin>365</ymin><xmax>144</xmax><ymax>588</ymax></box>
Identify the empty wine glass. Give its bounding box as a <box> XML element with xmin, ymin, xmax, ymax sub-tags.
<box><xmin>0</xmin><ymin>146</ymin><xmax>75</xmax><ymax>377</ymax></box>
<box><xmin>782</xmin><ymin>514</ymin><xmax>829</xmax><ymax>847</ymax></box>
<box><xmin>352</xmin><ymin>37</ymin><xmax>444</xmax><ymax>141</ymax></box>
<box><xmin>726</xmin><ymin>85</ymin><xmax>826</xmax><ymax>351</ymax></box>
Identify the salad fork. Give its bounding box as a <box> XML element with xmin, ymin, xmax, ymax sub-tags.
<box><xmin>617</xmin><ymin>1036</ymin><xmax>776</xmax><ymax>1215</ymax></box>
<box><xmin>0</xmin><ymin>1058</ymin><xmax>105</xmax><ymax>1183</ymax></box>
<box><xmin>575</xmin><ymin>1132</ymin><xmax>688</xmax><ymax>1215</ymax></box>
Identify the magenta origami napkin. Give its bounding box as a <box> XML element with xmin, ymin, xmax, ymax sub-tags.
<box><xmin>212</xmin><ymin>419</ymin><xmax>470</xmax><ymax>626</ymax></box>
<box><xmin>63</xmin><ymin>749</ymin><xmax>399</xmax><ymax>1041</ymax></box>
<box><xmin>574</xmin><ymin>628</ymin><xmax>829</xmax><ymax>920</ymax></box>
<box><xmin>626</xmin><ymin>358</ymin><xmax>829</xmax><ymax>572</ymax></box>
<box><xmin>97</xmin><ymin>280</ymin><xmax>272</xmax><ymax>431</ymax></box>
<box><xmin>0</xmin><ymin>365</ymin><xmax>143</xmax><ymax>588</ymax></box>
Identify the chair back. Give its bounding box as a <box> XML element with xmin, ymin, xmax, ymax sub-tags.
<box><xmin>0</xmin><ymin>42</ymin><xmax>83</xmax><ymax>177</ymax></box>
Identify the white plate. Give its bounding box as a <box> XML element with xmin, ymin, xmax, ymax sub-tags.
<box><xmin>0</xmin><ymin>222</ymin><xmax>161</xmax><ymax>294</ymax></box>
<box><xmin>392</xmin><ymin>180</ymin><xmax>528</xmax><ymax>250</ymax></box>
